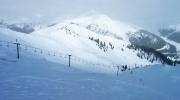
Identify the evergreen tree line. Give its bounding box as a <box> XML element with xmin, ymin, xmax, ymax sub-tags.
<box><xmin>127</xmin><ymin>44</ymin><xmax>175</xmax><ymax>66</ymax></box>
<box><xmin>175</xmin><ymin>60</ymin><xmax>180</xmax><ymax>65</ymax></box>
<box><xmin>86</xmin><ymin>24</ymin><xmax>123</xmax><ymax>40</ymax></box>
<box><xmin>89</xmin><ymin>37</ymin><xmax>114</xmax><ymax>52</ymax></box>
<box><xmin>60</xmin><ymin>26</ymin><xmax>79</xmax><ymax>37</ymax></box>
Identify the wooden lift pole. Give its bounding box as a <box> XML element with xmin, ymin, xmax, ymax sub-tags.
<box><xmin>68</xmin><ymin>55</ymin><xmax>72</xmax><ymax>67</ymax></box>
<box><xmin>14</xmin><ymin>43</ymin><xmax>20</xmax><ymax>59</ymax></box>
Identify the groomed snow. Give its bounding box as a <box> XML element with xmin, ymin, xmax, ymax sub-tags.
<box><xmin>0</xmin><ymin>44</ymin><xmax>180</xmax><ymax>100</ymax></box>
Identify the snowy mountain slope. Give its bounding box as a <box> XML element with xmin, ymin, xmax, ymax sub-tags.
<box><xmin>0</xmin><ymin>24</ymin><xmax>152</xmax><ymax>70</ymax></box>
<box><xmin>157</xmin><ymin>24</ymin><xmax>180</xmax><ymax>46</ymax></box>
<box><xmin>157</xmin><ymin>35</ymin><xmax>180</xmax><ymax>60</ymax></box>
<box><xmin>64</xmin><ymin>15</ymin><xmax>179</xmax><ymax>60</ymax></box>
<box><xmin>155</xmin><ymin>24</ymin><xmax>180</xmax><ymax>60</ymax></box>
<box><xmin>0</xmin><ymin>40</ymin><xmax>180</xmax><ymax>100</ymax></box>
<box><xmin>128</xmin><ymin>30</ymin><xmax>178</xmax><ymax>57</ymax></box>
<box><xmin>65</xmin><ymin>14</ymin><xmax>139</xmax><ymax>41</ymax></box>
<box><xmin>1</xmin><ymin>14</ymin><xmax>179</xmax><ymax>62</ymax></box>
<box><xmin>1</xmin><ymin>14</ymin><xmax>179</xmax><ymax>60</ymax></box>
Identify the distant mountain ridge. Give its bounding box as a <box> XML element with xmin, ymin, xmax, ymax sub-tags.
<box><xmin>0</xmin><ymin>19</ymin><xmax>60</xmax><ymax>34</ymax></box>
<box><xmin>0</xmin><ymin>20</ymin><xmax>35</xmax><ymax>34</ymax></box>
<box><xmin>158</xmin><ymin>27</ymin><xmax>180</xmax><ymax>43</ymax></box>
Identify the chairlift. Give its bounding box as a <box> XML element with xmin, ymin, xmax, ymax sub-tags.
<box><xmin>35</xmin><ymin>48</ymin><xmax>37</xmax><ymax>52</ymax></box>
<box><xmin>48</xmin><ymin>51</ymin><xmax>50</xmax><ymax>55</ymax></box>
<box><xmin>0</xmin><ymin>42</ymin><xmax>2</xmax><ymax>46</ymax></box>
<box><xmin>54</xmin><ymin>52</ymin><xmax>55</xmax><ymax>56</ymax></box>
<box><xmin>60</xmin><ymin>53</ymin><xmax>61</xmax><ymax>57</ymax></box>
<box><xmin>41</xmin><ymin>49</ymin><xmax>42</xmax><ymax>53</ymax></box>
<box><xmin>25</xmin><ymin>46</ymin><xmax>27</xmax><ymax>50</ymax></box>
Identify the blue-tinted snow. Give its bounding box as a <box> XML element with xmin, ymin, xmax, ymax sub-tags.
<box><xmin>0</xmin><ymin>47</ymin><xmax>180</xmax><ymax>100</ymax></box>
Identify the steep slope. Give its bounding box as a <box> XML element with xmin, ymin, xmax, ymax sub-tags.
<box><xmin>128</xmin><ymin>30</ymin><xmax>177</xmax><ymax>54</ymax></box>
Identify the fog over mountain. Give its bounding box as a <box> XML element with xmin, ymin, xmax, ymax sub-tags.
<box><xmin>0</xmin><ymin>0</ymin><xmax>180</xmax><ymax>30</ymax></box>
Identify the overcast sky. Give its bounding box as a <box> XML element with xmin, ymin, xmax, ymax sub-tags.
<box><xmin>0</xmin><ymin>0</ymin><xmax>180</xmax><ymax>29</ymax></box>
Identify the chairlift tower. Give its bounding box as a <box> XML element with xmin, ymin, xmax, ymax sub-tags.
<box><xmin>14</xmin><ymin>42</ymin><xmax>20</xmax><ymax>59</ymax></box>
<box><xmin>68</xmin><ymin>55</ymin><xmax>72</xmax><ymax>67</ymax></box>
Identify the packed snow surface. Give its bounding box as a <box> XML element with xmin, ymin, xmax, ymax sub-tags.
<box><xmin>0</xmin><ymin>45</ymin><xmax>180</xmax><ymax>100</ymax></box>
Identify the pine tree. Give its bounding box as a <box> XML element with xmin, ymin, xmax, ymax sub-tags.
<box><xmin>100</xmin><ymin>41</ymin><xmax>103</xmax><ymax>47</ymax></box>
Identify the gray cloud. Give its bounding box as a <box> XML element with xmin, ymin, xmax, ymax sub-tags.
<box><xmin>0</xmin><ymin>0</ymin><xmax>180</xmax><ymax>29</ymax></box>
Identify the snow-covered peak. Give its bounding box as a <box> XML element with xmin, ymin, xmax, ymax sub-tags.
<box><xmin>65</xmin><ymin>14</ymin><xmax>139</xmax><ymax>41</ymax></box>
<box><xmin>65</xmin><ymin>14</ymin><xmax>111</xmax><ymax>27</ymax></box>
